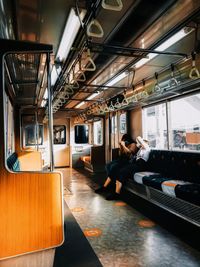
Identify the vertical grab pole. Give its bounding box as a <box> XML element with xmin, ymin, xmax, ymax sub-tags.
<box><xmin>47</xmin><ymin>52</ymin><xmax>54</xmax><ymax>171</ymax></box>
<box><xmin>35</xmin><ymin>110</ymin><xmax>39</xmax><ymax>151</ymax></box>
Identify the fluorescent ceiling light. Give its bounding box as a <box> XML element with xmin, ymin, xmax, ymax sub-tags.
<box><xmin>43</xmin><ymin>88</ymin><xmax>48</xmax><ymax>99</ymax></box>
<box><xmin>105</xmin><ymin>72</ymin><xmax>127</xmax><ymax>86</ymax></box>
<box><xmin>56</xmin><ymin>8</ymin><xmax>86</xmax><ymax>62</ymax></box>
<box><xmin>51</xmin><ymin>8</ymin><xmax>86</xmax><ymax>87</ymax></box>
<box><xmin>51</xmin><ymin>65</ymin><xmax>61</xmax><ymax>86</ymax></box>
<box><xmin>74</xmin><ymin>93</ymin><xmax>99</xmax><ymax>109</ymax></box>
<box><xmin>41</xmin><ymin>100</ymin><xmax>47</xmax><ymax>107</ymax></box>
<box><xmin>86</xmin><ymin>92</ymin><xmax>100</xmax><ymax>100</ymax></box>
<box><xmin>75</xmin><ymin>101</ymin><xmax>86</xmax><ymax>108</ymax></box>
<box><xmin>134</xmin><ymin>28</ymin><xmax>191</xmax><ymax>69</ymax></box>
<box><xmin>155</xmin><ymin>29</ymin><xmax>189</xmax><ymax>51</ymax></box>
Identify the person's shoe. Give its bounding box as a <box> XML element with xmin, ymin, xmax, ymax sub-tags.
<box><xmin>95</xmin><ymin>186</ymin><xmax>108</xmax><ymax>193</ymax></box>
<box><xmin>106</xmin><ymin>192</ymin><xmax>120</xmax><ymax>200</ymax></box>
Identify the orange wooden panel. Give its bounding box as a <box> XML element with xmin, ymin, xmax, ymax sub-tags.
<box><xmin>0</xmin><ymin>170</ymin><xmax>64</xmax><ymax>260</ymax></box>
<box><xmin>18</xmin><ymin>151</ymin><xmax>42</xmax><ymax>171</ymax></box>
<box><xmin>186</xmin><ymin>133</ymin><xmax>200</xmax><ymax>144</ymax></box>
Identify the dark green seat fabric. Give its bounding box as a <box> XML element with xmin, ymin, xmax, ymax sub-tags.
<box><xmin>175</xmin><ymin>184</ymin><xmax>200</xmax><ymax>206</ymax></box>
<box><xmin>143</xmin><ymin>176</ymin><xmax>171</xmax><ymax>191</ymax></box>
<box><xmin>7</xmin><ymin>153</ymin><xmax>20</xmax><ymax>172</ymax></box>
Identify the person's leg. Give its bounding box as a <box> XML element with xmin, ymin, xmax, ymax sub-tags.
<box><xmin>95</xmin><ymin>160</ymin><xmax>119</xmax><ymax>193</ymax></box>
<box><xmin>116</xmin><ymin>180</ymin><xmax>122</xmax><ymax>194</ymax></box>
<box><xmin>103</xmin><ymin>177</ymin><xmax>112</xmax><ymax>187</ymax></box>
<box><xmin>106</xmin><ymin>162</ymin><xmax>133</xmax><ymax>200</ymax></box>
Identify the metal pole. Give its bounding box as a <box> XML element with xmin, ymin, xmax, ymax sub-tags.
<box><xmin>89</xmin><ymin>42</ymin><xmax>188</xmax><ymax>58</ymax></box>
<box><xmin>34</xmin><ymin>111</ymin><xmax>37</xmax><ymax>151</ymax></box>
<box><xmin>47</xmin><ymin>52</ymin><xmax>54</xmax><ymax>171</ymax></box>
<box><xmin>35</xmin><ymin>110</ymin><xmax>39</xmax><ymax>151</ymax></box>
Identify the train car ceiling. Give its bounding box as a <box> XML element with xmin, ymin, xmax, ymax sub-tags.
<box><xmin>1</xmin><ymin>0</ymin><xmax>200</xmax><ymax>121</ymax></box>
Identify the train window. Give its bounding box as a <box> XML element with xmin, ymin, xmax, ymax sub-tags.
<box><xmin>169</xmin><ymin>93</ymin><xmax>200</xmax><ymax>151</ymax></box>
<box><xmin>75</xmin><ymin>125</ymin><xmax>89</xmax><ymax>144</ymax></box>
<box><xmin>93</xmin><ymin>120</ymin><xmax>103</xmax><ymax>145</ymax></box>
<box><xmin>24</xmin><ymin>124</ymin><xmax>43</xmax><ymax>146</ymax></box>
<box><xmin>53</xmin><ymin>125</ymin><xmax>66</xmax><ymax>144</ymax></box>
<box><xmin>119</xmin><ymin>113</ymin><xmax>127</xmax><ymax>134</ymax></box>
<box><xmin>143</xmin><ymin>103</ymin><xmax>167</xmax><ymax>149</ymax></box>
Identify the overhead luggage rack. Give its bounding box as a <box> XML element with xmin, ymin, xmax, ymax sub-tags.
<box><xmin>5</xmin><ymin>52</ymin><xmax>47</xmax><ymax>105</ymax></box>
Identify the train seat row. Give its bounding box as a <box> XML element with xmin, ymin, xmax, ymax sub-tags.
<box><xmin>131</xmin><ymin>150</ymin><xmax>200</xmax><ymax>206</ymax></box>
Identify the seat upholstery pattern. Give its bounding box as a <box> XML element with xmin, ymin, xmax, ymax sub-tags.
<box><xmin>161</xmin><ymin>180</ymin><xmax>191</xmax><ymax>197</ymax></box>
<box><xmin>134</xmin><ymin>172</ymin><xmax>161</xmax><ymax>184</ymax></box>
<box><xmin>143</xmin><ymin>176</ymin><xmax>171</xmax><ymax>191</ymax></box>
<box><xmin>7</xmin><ymin>153</ymin><xmax>20</xmax><ymax>172</ymax></box>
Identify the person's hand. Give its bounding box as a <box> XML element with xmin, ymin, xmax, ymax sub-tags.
<box><xmin>120</xmin><ymin>141</ymin><xmax>125</xmax><ymax>147</ymax></box>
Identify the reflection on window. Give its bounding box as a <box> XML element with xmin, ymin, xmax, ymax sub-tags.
<box><xmin>75</xmin><ymin>125</ymin><xmax>89</xmax><ymax>144</ymax></box>
<box><xmin>94</xmin><ymin>120</ymin><xmax>103</xmax><ymax>145</ymax></box>
<box><xmin>24</xmin><ymin>124</ymin><xmax>43</xmax><ymax>146</ymax></box>
<box><xmin>53</xmin><ymin>125</ymin><xmax>66</xmax><ymax>144</ymax></box>
<box><xmin>111</xmin><ymin>115</ymin><xmax>117</xmax><ymax>134</ymax></box>
<box><xmin>143</xmin><ymin>103</ymin><xmax>167</xmax><ymax>149</ymax></box>
<box><xmin>120</xmin><ymin>113</ymin><xmax>127</xmax><ymax>134</ymax></box>
<box><xmin>169</xmin><ymin>93</ymin><xmax>200</xmax><ymax>151</ymax></box>
<box><xmin>6</xmin><ymin>96</ymin><xmax>15</xmax><ymax>156</ymax></box>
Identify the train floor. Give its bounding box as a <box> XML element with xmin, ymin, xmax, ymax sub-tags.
<box><xmin>55</xmin><ymin>167</ymin><xmax>200</xmax><ymax>267</ymax></box>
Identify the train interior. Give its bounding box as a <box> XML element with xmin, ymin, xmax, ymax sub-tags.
<box><xmin>0</xmin><ymin>0</ymin><xmax>200</xmax><ymax>266</ymax></box>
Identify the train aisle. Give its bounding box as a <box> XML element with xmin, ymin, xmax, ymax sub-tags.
<box><xmin>59</xmin><ymin>168</ymin><xmax>200</xmax><ymax>267</ymax></box>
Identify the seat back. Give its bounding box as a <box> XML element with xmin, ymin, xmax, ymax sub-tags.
<box><xmin>148</xmin><ymin>150</ymin><xmax>200</xmax><ymax>184</ymax></box>
<box><xmin>91</xmin><ymin>146</ymin><xmax>105</xmax><ymax>165</ymax></box>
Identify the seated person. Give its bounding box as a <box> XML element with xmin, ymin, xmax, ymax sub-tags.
<box><xmin>95</xmin><ymin>134</ymin><xmax>138</xmax><ymax>194</ymax></box>
<box><xmin>104</xmin><ymin>136</ymin><xmax>150</xmax><ymax>200</ymax></box>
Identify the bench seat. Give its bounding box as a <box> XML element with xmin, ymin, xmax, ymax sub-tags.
<box><xmin>125</xmin><ymin>149</ymin><xmax>200</xmax><ymax>226</ymax></box>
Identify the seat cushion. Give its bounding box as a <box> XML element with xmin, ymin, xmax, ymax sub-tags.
<box><xmin>161</xmin><ymin>180</ymin><xmax>191</xmax><ymax>197</ymax></box>
<box><xmin>81</xmin><ymin>156</ymin><xmax>91</xmax><ymax>163</ymax></box>
<box><xmin>143</xmin><ymin>176</ymin><xmax>172</xmax><ymax>191</ymax></box>
<box><xmin>134</xmin><ymin>172</ymin><xmax>161</xmax><ymax>184</ymax></box>
<box><xmin>175</xmin><ymin>184</ymin><xmax>200</xmax><ymax>206</ymax></box>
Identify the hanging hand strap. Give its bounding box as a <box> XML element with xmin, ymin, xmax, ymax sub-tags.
<box><xmin>102</xmin><ymin>0</ymin><xmax>123</xmax><ymax>11</ymax></box>
<box><xmin>87</xmin><ymin>19</ymin><xmax>104</xmax><ymax>38</ymax></box>
<box><xmin>169</xmin><ymin>64</ymin><xmax>178</xmax><ymax>87</ymax></box>
<box><xmin>189</xmin><ymin>52</ymin><xmax>200</xmax><ymax>79</ymax></box>
<box><xmin>81</xmin><ymin>49</ymin><xmax>96</xmax><ymax>71</ymax></box>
